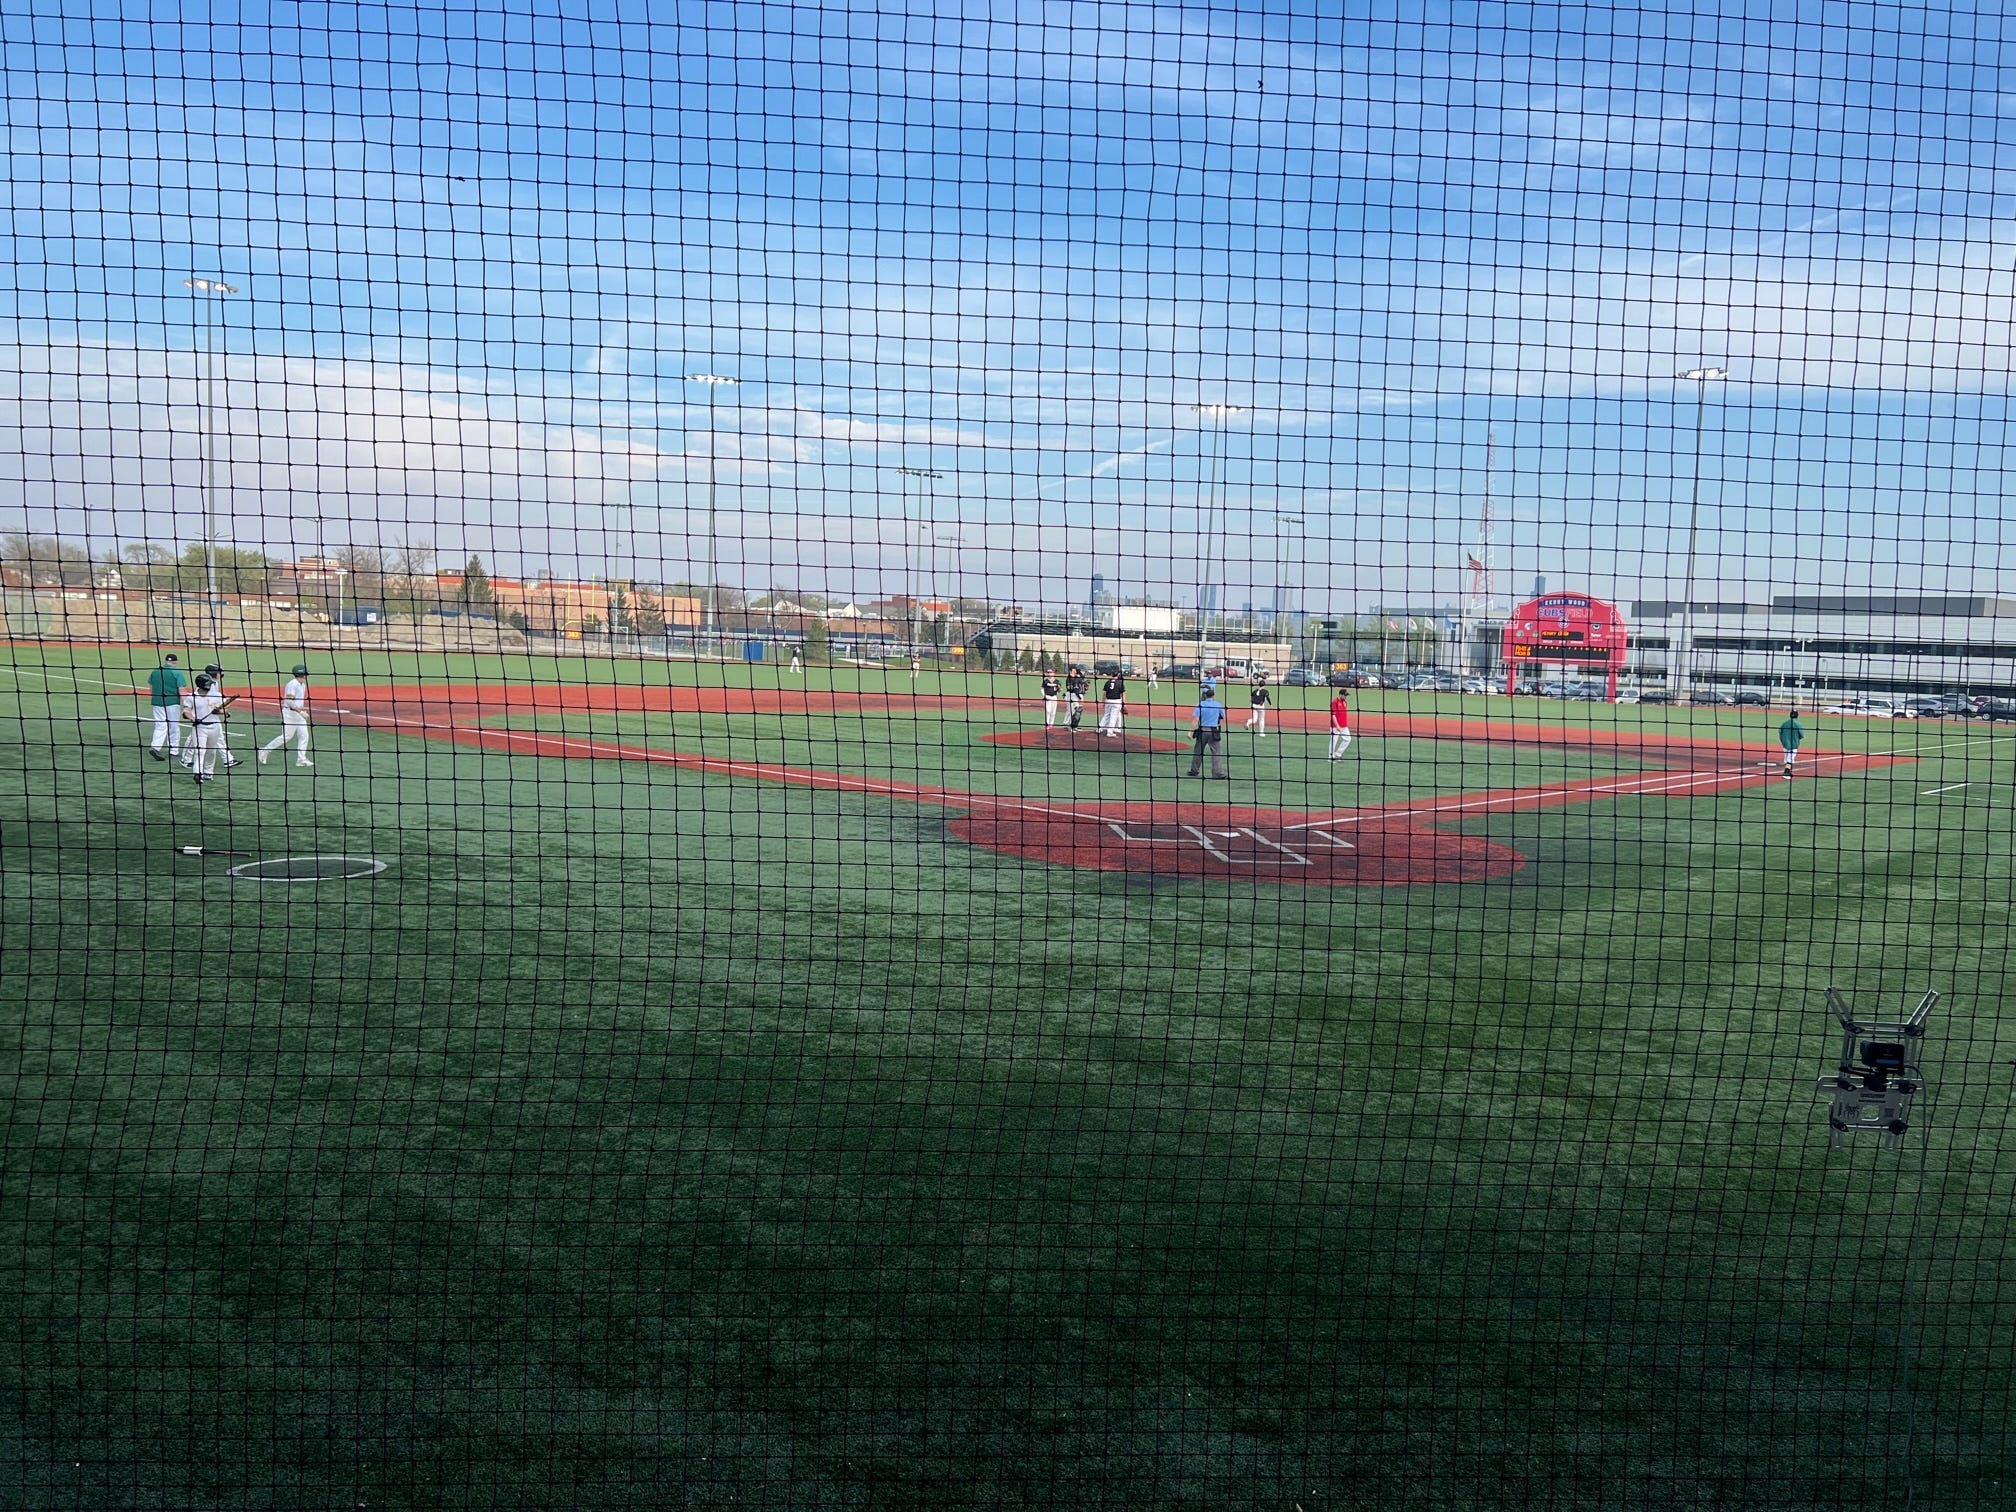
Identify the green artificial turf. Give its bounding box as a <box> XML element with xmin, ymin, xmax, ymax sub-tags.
<box><xmin>4</xmin><ymin>643</ymin><xmax>2015</xmax><ymax>1509</ymax></box>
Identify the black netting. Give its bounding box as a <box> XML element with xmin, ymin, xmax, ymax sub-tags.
<box><xmin>3</xmin><ymin>5</ymin><xmax>2013</xmax><ymax>1508</ymax></box>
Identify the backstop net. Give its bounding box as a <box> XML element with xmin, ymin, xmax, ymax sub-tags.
<box><xmin>3</xmin><ymin>5</ymin><xmax>2011</xmax><ymax>1508</ymax></box>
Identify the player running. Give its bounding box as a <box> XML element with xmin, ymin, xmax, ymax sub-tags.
<box><xmin>1041</xmin><ymin>670</ymin><xmax>1061</xmax><ymax>728</ymax></box>
<box><xmin>184</xmin><ymin>673</ymin><xmax>230</xmax><ymax>784</ymax></box>
<box><xmin>1328</xmin><ymin>690</ymin><xmax>1353</xmax><ymax>759</ymax></box>
<box><xmin>1778</xmin><ymin>708</ymin><xmax>1805</xmax><ymax>779</ymax></box>
<box><xmin>1244</xmin><ymin>675</ymin><xmax>1271</xmax><ymax>736</ymax></box>
<box><xmin>146</xmin><ymin>653</ymin><xmax>185</xmax><ymax>761</ymax></box>
<box><xmin>258</xmin><ymin>664</ymin><xmax>314</xmax><ymax>767</ymax></box>
<box><xmin>1098</xmin><ymin>671</ymin><xmax>1127</xmax><ymax>737</ymax></box>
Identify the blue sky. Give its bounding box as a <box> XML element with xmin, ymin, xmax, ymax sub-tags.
<box><xmin>3</xmin><ymin>0</ymin><xmax>2014</xmax><ymax>613</ymax></box>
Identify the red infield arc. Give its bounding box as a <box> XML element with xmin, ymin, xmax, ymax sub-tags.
<box><xmin>277</xmin><ymin>683</ymin><xmax>1910</xmax><ymax>887</ymax></box>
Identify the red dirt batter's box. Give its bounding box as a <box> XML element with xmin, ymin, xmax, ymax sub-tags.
<box><xmin>949</xmin><ymin>813</ymin><xmax>1519</xmax><ymax>886</ymax></box>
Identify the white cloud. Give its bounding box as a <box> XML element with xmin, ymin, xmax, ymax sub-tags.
<box><xmin>0</xmin><ymin>339</ymin><xmax>684</xmax><ymax>563</ymax></box>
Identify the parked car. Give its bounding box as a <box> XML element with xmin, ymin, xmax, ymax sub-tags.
<box><xmin>1732</xmin><ymin>690</ymin><xmax>1771</xmax><ymax>707</ymax></box>
<box><xmin>1157</xmin><ymin>664</ymin><xmax>1201</xmax><ymax>681</ymax></box>
<box><xmin>1459</xmin><ymin>677</ymin><xmax>1496</xmax><ymax>695</ymax></box>
<box><xmin>1283</xmin><ymin>667</ymin><xmax>1320</xmax><ymax>687</ymax></box>
<box><xmin>1974</xmin><ymin>697</ymin><xmax>2016</xmax><ymax>721</ymax></box>
<box><xmin>1690</xmin><ymin>690</ymin><xmax>1736</xmax><ymax>706</ymax></box>
<box><xmin>1326</xmin><ymin>670</ymin><xmax>1359</xmax><ymax>687</ymax></box>
<box><xmin>1912</xmin><ymin>695</ymin><xmax>1979</xmax><ymax>717</ymax></box>
<box><xmin>1823</xmin><ymin>699</ymin><xmax>1903</xmax><ymax>718</ymax></box>
<box><xmin>1091</xmin><ymin>660</ymin><xmax>1136</xmax><ymax>677</ymax></box>
<box><xmin>1637</xmin><ymin>690</ymin><xmax>1674</xmax><ymax>705</ymax></box>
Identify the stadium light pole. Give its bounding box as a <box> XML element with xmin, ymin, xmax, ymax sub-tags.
<box><xmin>184</xmin><ymin>276</ymin><xmax>238</xmax><ymax>651</ymax></box>
<box><xmin>1194</xmin><ymin>404</ymin><xmax>1242</xmax><ymax>665</ymax></box>
<box><xmin>1676</xmin><ymin>367</ymin><xmax>1728</xmax><ymax>703</ymax></box>
<box><xmin>685</xmin><ymin>373</ymin><xmax>740</xmax><ymax>639</ymax></box>
<box><xmin>897</xmin><ymin>466</ymin><xmax>943</xmax><ymax>652</ymax></box>
<box><xmin>1271</xmin><ymin>512</ymin><xmax>1304</xmax><ymax>667</ymax></box>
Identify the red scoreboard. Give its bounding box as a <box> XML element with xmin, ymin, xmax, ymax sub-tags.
<box><xmin>1501</xmin><ymin>593</ymin><xmax>1629</xmax><ymax>699</ymax></box>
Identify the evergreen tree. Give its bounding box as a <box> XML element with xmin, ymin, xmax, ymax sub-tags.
<box><xmin>630</xmin><ymin>591</ymin><xmax>665</xmax><ymax>636</ymax></box>
<box><xmin>460</xmin><ymin>555</ymin><xmax>494</xmax><ymax>610</ymax></box>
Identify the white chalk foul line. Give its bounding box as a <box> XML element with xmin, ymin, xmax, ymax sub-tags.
<box><xmin>1923</xmin><ymin>782</ymin><xmax>1971</xmax><ymax>795</ymax></box>
<box><xmin>0</xmin><ymin>665</ymin><xmax>142</xmax><ymax>692</ymax></box>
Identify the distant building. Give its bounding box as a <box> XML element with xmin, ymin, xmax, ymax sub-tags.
<box><xmin>1628</xmin><ymin>594</ymin><xmax>2016</xmax><ymax>697</ymax></box>
<box><xmin>1103</xmin><ymin>604</ymin><xmax>1185</xmax><ymax>635</ymax></box>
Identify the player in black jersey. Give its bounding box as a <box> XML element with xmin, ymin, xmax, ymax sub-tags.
<box><xmin>1098</xmin><ymin>672</ymin><xmax>1127</xmax><ymax>737</ymax></box>
<box><xmin>1244</xmin><ymin>677</ymin><xmax>1272</xmax><ymax>736</ymax></box>
<box><xmin>1064</xmin><ymin>666</ymin><xmax>1088</xmax><ymax>729</ymax></box>
<box><xmin>1041</xmin><ymin>671</ymin><xmax>1062</xmax><ymax>728</ymax></box>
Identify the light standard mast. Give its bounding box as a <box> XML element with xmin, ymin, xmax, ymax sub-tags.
<box><xmin>1675</xmin><ymin>367</ymin><xmax>1728</xmax><ymax>702</ymax></box>
<box><xmin>897</xmin><ymin>467</ymin><xmax>943</xmax><ymax>652</ymax></box>
<box><xmin>183</xmin><ymin>276</ymin><xmax>238</xmax><ymax>652</ymax></box>
<box><xmin>685</xmin><ymin>373</ymin><xmax>740</xmax><ymax>639</ymax></box>
<box><xmin>1194</xmin><ymin>404</ymin><xmax>1241</xmax><ymax>666</ymax></box>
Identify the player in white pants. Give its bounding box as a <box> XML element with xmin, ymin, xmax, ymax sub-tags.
<box><xmin>186</xmin><ymin>676</ymin><xmax>229</xmax><ymax>783</ymax></box>
<box><xmin>1098</xmin><ymin>674</ymin><xmax>1127</xmax><ymax>736</ymax></box>
<box><xmin>182</xmin><ymin>663</ymin><xmax>240</xmax><ymax>768</ymax></box>
<box><xmin>1041</xmin><ymin>672</ymin><xmax>1060</xmax><ymax>728</ymax></box>
<box><xmin>1328</xmin><ymin>692</ymin><xmax>1353</xmax><ymax>759</ymax></box>
<box><xmin>258</xmin><ymin>664</ymin><xmax>314</xmax><ymax>767</ymax></box>
<box><xmin>1245</xmin><ymin>680</ymin><xmax>1271</xmax><ymax>736</ymax></box>
<box><xmin>146</xmin><ymin>654</ymin><xmax>186</xmax><ymax>760</ymax></box>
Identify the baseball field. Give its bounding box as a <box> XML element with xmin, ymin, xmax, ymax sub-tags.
<box><xmin>5</xmin><ymin>641</ymin><xmax>2014</xmax><ymax>1508</ymax></box>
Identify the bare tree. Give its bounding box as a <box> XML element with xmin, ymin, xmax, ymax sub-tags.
<box><xmin>334</xmin><ymin>546</ymin><xmax>386</xmax><ymax>608</ymax></box>
<box><xmin>1</xmin><ymin>533</ymin><xmax>95</xmax><ymax>586</ymax></box>
<box><xmin>383</xmin><ymin>540</ymin><xmax>438</xmax><ymax>612</ymax></box>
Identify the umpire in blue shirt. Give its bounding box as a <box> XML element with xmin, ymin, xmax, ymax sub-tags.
<box><xmin>1187</xmin><ymin>687</ymin><xmax>1229</xmax><ymax>778</ymax></box>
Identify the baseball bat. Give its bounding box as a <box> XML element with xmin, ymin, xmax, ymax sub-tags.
<box><xmin>178</xmin><ymin>845</ymin><xmax>250</xmax><ymax>857</ymax></box>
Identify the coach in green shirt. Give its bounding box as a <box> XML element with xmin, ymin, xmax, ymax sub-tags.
<box><xmin>1778</xmin><ymin>710</ymin><xmax>1805</xmax><ymax>779</ymax></box>
<box><xmin>147</xmin><ymin>654</ymin><xmax>186</xmax><ymax>761</ymax></box>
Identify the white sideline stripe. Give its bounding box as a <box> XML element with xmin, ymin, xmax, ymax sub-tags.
<box><xmin>344</xmin><ymin>703</ymin><xmax>1993</xmax><ymax>846</ymax></box>
<box><xmin>0</xmin><ymin>666</ymin><xmax>142</xmax><ymax>691</ymax></box>
<box><xmin>0</xmin><ymin>713</ymin><xmax>151</xmax><ymax>723</ymax></box>
<box><xmin>1282</xmin><ymin>748</ymin><xmax>1885</xmax><ymax>833</ymax></box>
<box><xmin>1923</xmin><ymin>782</ymin><xmax>1971</xmax><ymax>795</ymax></box>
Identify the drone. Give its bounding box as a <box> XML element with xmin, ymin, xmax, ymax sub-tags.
<box><xmin>1816</xmin><ymin>986</ymin><xmax>1936</xmax><ymax>1152</ymax></box>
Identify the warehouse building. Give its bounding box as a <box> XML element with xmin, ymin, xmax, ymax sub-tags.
<box><xmin>1627</xmin><ymin>595</ymin><xmax>2016</xmax><ymax>699</ymax></box>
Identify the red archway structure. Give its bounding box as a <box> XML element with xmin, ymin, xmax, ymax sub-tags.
<box><xmin>1502</xmin><ymin>593</ymin><xmax>1629</xmax><ymax>700</ymax></box>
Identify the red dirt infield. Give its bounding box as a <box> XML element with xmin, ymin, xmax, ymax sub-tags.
<box><xmin>983</xmin><ymin>728</ymin><xmax>1188</xmax><ymax>753</ymax></box>
<box><xmin>201</xmin><ymin>681</ymin><xmax>1912</xmax><ymax>888</ymax></box>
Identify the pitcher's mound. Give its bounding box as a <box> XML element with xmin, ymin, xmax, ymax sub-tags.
<box><xmin>985</xmin><ymin>728</ymin><xmax>1188</xmax><ymax>754</ymax></box>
